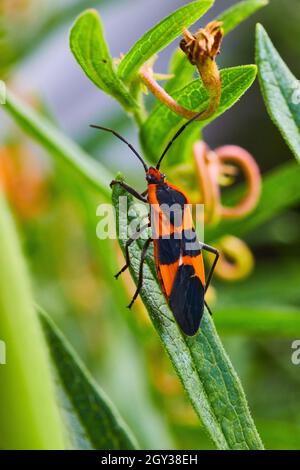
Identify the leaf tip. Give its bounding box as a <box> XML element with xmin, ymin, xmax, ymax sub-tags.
<box><xmin>115</xmin><ymin>172</ymin><xmax>124</xmax><ymax>182</ymax></box>
<box><xmin>249</xmin><ymin>63</ymin><xmax>258</xmax><ymax>75</ymax></box>
<box><xmin>70</xmin><ymin>8</ymin><xmax>99</xmax><ymax>35</ymax></box>
<box><xmin>255</xmin><ymin>22</ymin><xmax>266</xmax><ymax>38</ymax></box>
<box><xmin>76</xmin><ymin>8</ymin><xmax>99</xmax><ymax>19</ymax></box>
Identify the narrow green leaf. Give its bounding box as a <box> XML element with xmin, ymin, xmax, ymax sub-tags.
<box><xmin>206</xmin><ymin>162</ymin><xmax>300</xmax><ymax>242</ymax></box>
<box><xmin>70</xmin><ymin>9</ymin><xmax>136</xmax><ymax>110</ymax></box>
<box><xmin>257</xmin><ymin>420</ymin><xmax>300</xmax><ymax>451</ymax></box>
<box><xmin>112</xmin><ymin>180</ymin><xmax>264</xmax><ymax>450</ymax></box>
<box><xmin>213</xmin><ymin>261</ymin><xmax>300</xmax><ymax>336</ymax></box>
<box><xmin>215</xmin><ymin>307</ymin><xmax>300</xmax><ymax>338</ymax></box>
<box><xmin>118</xmin><ymin>0</ymin><xmax>214</xmax><ymax>84</ymax></box>
<box><xmin>217</xmin><ymin>261</ymin><xmax>300</xmax><ymax>313</ymax></box>
<box><xmin>3</xmin><ymin>90</ymin><xmax>112</xmax><ymax>197</ymax></box>
<box><xmin>141</xmin><ymin>65</ymin><xmax>257</xmax><ymax>164</ymax></box>
<box><xmin>256</xmin><ymin>24</ymin><xmax>300</xmax><ymax>162</ymax></box>
<box><xmin>39</xmin><ymin>309</ymin><xmax>138</xmax><ymax>450</ymax></box>
<box><xmin>0</xmin><ymin>194</ymin><xmax>65</xmax><ymax>450</ymax></box>
<box><xmin>217</xmin><ymin>0</ymin><xmax>268</xmax><ymax>35</ymax></box>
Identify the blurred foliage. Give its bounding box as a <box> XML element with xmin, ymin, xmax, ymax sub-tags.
<box><xmin>0</xmin><ymin>0</ymin><xmax>299</xmax><ymax>451</ymax></box>
<box><xmin>0</xmin><ymin>0</ymin><xmax>103</xmax><ymax>76</ymax></box>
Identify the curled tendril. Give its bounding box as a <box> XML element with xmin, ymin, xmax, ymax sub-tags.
<box><xmin>193</xmin><ymin>141</ymin><xmax>261</xmax><ymax>282</ymax></box>
<box><xmin>193</xmin><ymin>141</ymin><xmax>221</xmax><ymax>225</ymax></box>
<box><xmin>214</xmin><ymin>145</ymin><xmax>262</xmax><ymax>219</ymax></box>
<box><xmin>193</xmin><ymin>141</ymin><xmax>262</xmax><ymax>225</ymax></box>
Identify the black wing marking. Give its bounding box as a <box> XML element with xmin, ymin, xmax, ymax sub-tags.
<box><xmin>155</xmin><ymin>185</ymin><xmax>187</xmax><ymax>227</ymax></box>
<box><xmin>157</xmin><ymin>234</ymin><xmax>181</xmax><ymax>265</ymax></box>
<box><xmin>169</xmin><ymin>264</ymin><xmax>204</xmax><ymax>336</ymax></box>
<box><xmin>182</xmin><ymin>229</ymin><xmax>201</xmax><ymax>257</ymax></box>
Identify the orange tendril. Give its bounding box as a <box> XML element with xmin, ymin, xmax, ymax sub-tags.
<box><xmin>193</xmin><ymin>141</ymin><xmax>261</xmax><ymax>224</ymax></box>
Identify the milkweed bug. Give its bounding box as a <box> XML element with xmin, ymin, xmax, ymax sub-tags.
<box><xmin>91</xmin><ymin>112</ymin><xmax>219</xmax><ymax>336</ymax></box>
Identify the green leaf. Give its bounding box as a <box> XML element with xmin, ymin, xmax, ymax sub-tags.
<box><xmin>165</xmin><ymin>48</ymin><xmax>195</xmax><ymax>95</ymax></box>
<box><xmin>112</xmin><ymin>179</ymin><xmax>264</xmax><ymax>450</ymax></box>
<box><xmin>118</xmin><ymin>0</ymin><xmax>214</xmax><ymax>84</ymax></box>
<box><xmin>257</xmin><ymin>420</ymin><xmax>300</xmax><ymax>451</ymax></box>
<box><xmin>217</xmin><ymin>0</ymin><xmax>268</xmax><ymax>35</ymax></box>
<box><xmin>256</xmin><ymin>24</ymin><xmax>300</xmax><ymax>162</ymax></box>
<box><xmin>213</xmin><ymin>260</ymin><xmax>300</xmax><ymax>337</ymax></box>
<box><xmin>70</xmin><ymin>9</ymin><xmax>136</xmax><ymax>110</ymax></box>
<box><xmin>0</xmin><ymin>194</ymin><xmax>65</xmax><ymax>450</ymax></box>
<box><xmin>217</xmin><ymin>261</ymin><xmax>300</xmax><ymax>309</ymax></box>
<box><xmin>39</xmin><ymin>309</ymin><xmax>138</xmax><ymax>450</ymax></box>
<box><xmin>206</xmin><ymin>162</ymin><xmax>300</xmax><ymax>242</ymax></box>
<box><xmin>215</xmin><ymin>307</ymin><xmax>300</xmax><ymax>338</ymax></box>
<box><xmin>3</xmin><ymin>90</ymin><xmax>112</xmax><ymax>197</ymax></box>
<box><xmin>141</xmin><ymin>65</ymin><xmax>257</xmax><ymax>164</ymax></box>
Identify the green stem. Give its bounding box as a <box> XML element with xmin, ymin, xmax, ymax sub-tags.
<box><xmin>130</xmin><ymin>80</ymin><xmax>148</xmax><ymax>126</ymax></box>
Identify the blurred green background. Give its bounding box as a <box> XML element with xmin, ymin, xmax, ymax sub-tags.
<box><xmin>0</xmin><ymin>0</ymin><xmax>300</xmax><ymax>450</ymax></box>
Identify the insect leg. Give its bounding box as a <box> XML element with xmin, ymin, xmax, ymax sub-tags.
<box><xmin>204</xmin><ymin>300</ymin><xmax>213</xmax><ymax>316</ymax></box>
<box><xmin>200</xmin><ymin>243</ymin><xmax>220</xmax><ymax>293</ymax></box>
<box><xmin>110</xmin><ymin>180</ymin><xmax>148</xmax><ymax>203</ymax></box>
<box><xmin>115</xmin><ymin>223</ymin><xmax>150</xmax><ymax>279</ymax></box>
<box><xmin>127</xmin><ymin>237</ymin><xmax>152</xmax><ymax>309</ymax></box>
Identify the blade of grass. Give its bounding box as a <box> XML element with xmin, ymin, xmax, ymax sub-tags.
<box><xmin>212</xmin><ymin>261</ymin><xmax>300</xmax><ymax>336</ymax></box>
<box><xmin>256</xmin><ymin>24</ymin><xmax>300</xmax><ymax>162</ymax></box>
<box><xmin>0</xmin><ymin>194</ymin><xmax>65</xmax><ymax>450</ymax></box>
<box><xmin>3</xmin><ymin>90</ymin><xmax>112</xmax><ymax>197</ymax></box>
<box><xmin>112</xmin><ymin>178</ymin><xmax>264</xmax><ymax>450</ymax></box>
<box><xmin>141</xmin><ymin>65</ymin><xmax>257</xmax><ymax>164</ymax></box>
<box><xmin>39</xmin><ymin>308</ymin><xmax>138</xmax><ymax>450</ymax></box>
<box><xmin>216</xmin><ymin>261</ymin><xmax>300</xmax><ymax>311</ymax></box>
<box><xmin>214</xmin><ymin>307</ymin><xmax>300</xmax><ymax>338</ymax></box>
<box><xmin>70</xmin><ymin>10</ymin><xmax>137</xmax><ymax>111</ymax></box>
<box><xmin>118</xmin><ymin>0</ymin><xmax>214</xmax><ymax>84</ymax></box>
<box><xmin>257</xmin><ymin>420</ymin><xmax>300</xmax><ymax>451</ymax></box>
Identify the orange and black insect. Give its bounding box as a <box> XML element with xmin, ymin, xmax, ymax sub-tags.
<box><xmin>91</xmin><ymin>112</ymin><xmax>219</xmax><ymax>336</ymax></box>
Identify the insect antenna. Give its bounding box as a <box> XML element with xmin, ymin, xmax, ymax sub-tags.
<box><xmin>156</xmin><ymin>110</ymin><xmax>204</xmax><ymax>170</ymax></box>
<box><xmin>90</xmin><ymin>124</ymin><xmax>148</xmax><ymax>172</ymax></box>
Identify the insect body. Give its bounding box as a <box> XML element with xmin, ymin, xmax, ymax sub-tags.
<box><xmin>147</xmin><ymin>167</ymin><xmax>206</xmax><ymax>335</ymax></box>
<box><xmin>91</xmin><ymin>112</ymin><xmax>219</xmax><ymax>336</ymax></box>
